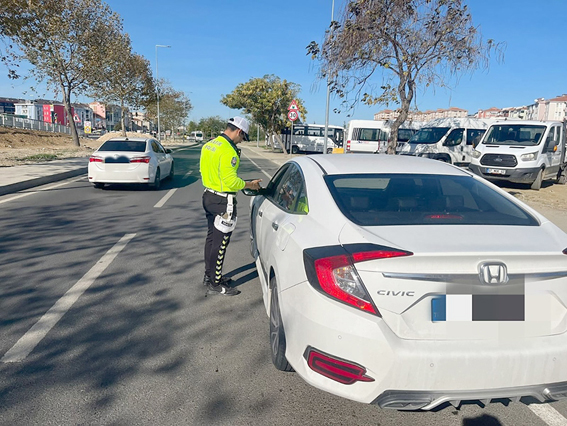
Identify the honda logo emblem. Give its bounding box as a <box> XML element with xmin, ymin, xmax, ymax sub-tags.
<box><xmin>479</xmin><ymin>262</ymin><xmax>508</xmax><ymax>285</ymax></box>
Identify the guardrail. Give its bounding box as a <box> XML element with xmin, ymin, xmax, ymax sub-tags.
<box><xmin>0</xmin><ymin>114</ymin><xmax>71</xmax><ymax>135</ymax></box>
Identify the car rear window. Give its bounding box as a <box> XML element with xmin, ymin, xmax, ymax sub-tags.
<box><xmin>98</xmin><ymin>140</ymin><xmax>147</xmax><ymax>152</ymax></box>
<box><xmin>325</xmin><ymin>174</ymin><xmax>538</xmax><ymax>226</ymax></box>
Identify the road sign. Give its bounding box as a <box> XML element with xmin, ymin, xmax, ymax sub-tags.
<box><xmin>73</xmin><ymin>113</ymin><xmax>81</xmax><ymax>124</ymax></box>
<box><xmin>288</xmin><ymin>110</ymin><xmax>298</xmax><ymax>121</ymax></box>
<box><xmin>288</xmin><ymin>100</ymin><xmax>299</xmax><ymax>111</ymax></box>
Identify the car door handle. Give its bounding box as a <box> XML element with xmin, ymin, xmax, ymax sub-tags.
<box><xmin>258</xmin><ymin>210</ymin><xmax>263</xmax><ymax>217</ymax></box>
<box><xmin>272</xmin><ymin>222</ymin><xmax>279</xmax><ymax>231</ymax></box>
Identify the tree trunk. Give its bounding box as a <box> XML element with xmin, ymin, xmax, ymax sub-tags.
<box><xmin>120</xmin><ymin>101</ymin><xmax>127</xmax><ymax>137</ymax></box>
<box><xmin>387</xmin><ymin>78</ymin><xmax>414</xmax><ymax>155</ymax></box>
<box><xmin>62</xmin><ymin>86</ymin><xmax>80</xmax><ymax>147</ymax></box>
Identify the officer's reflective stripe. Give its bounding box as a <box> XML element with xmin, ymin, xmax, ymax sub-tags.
<box><xmin>215</xmin><ymin>235</ymin><xmax>230</xmax><ymax>283</ymax></box>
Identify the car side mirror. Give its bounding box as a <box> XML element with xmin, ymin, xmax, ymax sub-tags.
<box><xmin>242</xmin><ymin>187</ymin><xmax>268</xmax><ymax>196</ymax></box>
<box><xmin>165</xmin><ymin>148</ymin><xmax>172</xmax><ymax>154</ymax></box>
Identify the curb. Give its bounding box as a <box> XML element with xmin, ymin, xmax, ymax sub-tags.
<box><xmin>0</xmin><ymin>167</ymin><xmax>87</xmax><ymax>197</ymax></box>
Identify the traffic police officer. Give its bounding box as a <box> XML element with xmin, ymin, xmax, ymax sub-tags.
<box><xmin>200</xmin><ymin>117</ymin><xmax>261</xmax><ymax>296</ymax></box>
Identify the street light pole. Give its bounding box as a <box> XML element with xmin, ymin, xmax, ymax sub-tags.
<box><xmin>323</xmin><ymin>0</ymin><xmax>335</xmax><ymax>155</ymax></box>
<box><xmin>155</xmin><ymin>44</ymin><xmax>171</xmax><ymax>141</ymax></box>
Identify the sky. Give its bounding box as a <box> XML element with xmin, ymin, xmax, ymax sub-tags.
<box><xmin>1</xmin><ymin>0</ymin><xmax>566</xmax><ymax>127</ymax></box>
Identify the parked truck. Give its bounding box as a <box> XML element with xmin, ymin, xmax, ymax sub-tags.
<box><xmin>469</xmin><ymin>120</ymin><xmax>567</xmax><ymax>190</ymax></box>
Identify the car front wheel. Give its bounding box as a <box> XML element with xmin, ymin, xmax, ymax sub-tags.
<box><xmin>270</xmin><ymin>277</ymin><xmax>293</xmax><ymax>372</ymax></box>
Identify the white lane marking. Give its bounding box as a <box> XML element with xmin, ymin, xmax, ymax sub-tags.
<box><xmin>183</xmin><ymin>171</ymin><xmax>193</xmax><ymax>178</ymax></box>
<box><xmin>528</xmin><ymin>404</ymin><xmax>567</xmax><ymax>426</ymax></box>
<box><xmin>154</xmin><ymin>188</ymin><xmax>177</xmax><ymax>208</ymax></box>
<box><xmin>0</xmin><ymin>177</ymin><xmax>85</xmax><ymax>206</ymax></box>
<box><xmin>1</xmin><ymin>233</ymin><xmax>137</xmax><ymax>363</ymax></box>
<box><xmin>242</xmin><ymin>152</ymin><xmax>272</xmax><ymax>179</ymax></box>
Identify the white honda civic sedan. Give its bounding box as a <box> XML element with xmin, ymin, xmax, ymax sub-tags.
<box><xmin>249</xmin><ymin>154</ymin><xmax>567</xmax><ymax>410</ymax></box>
<box><xmin>88</xmin><ymin>137</ymin><xmax>174</xmax><ymax>189</ymax></box>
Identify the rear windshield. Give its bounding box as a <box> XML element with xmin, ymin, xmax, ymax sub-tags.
<box><xmin>325</xmin><ymin>174</ymin><xmax>538</xmax><ymax>226</ymax></box>
<box><xmin>409</xmin><ymin>127</ymin><xmax>450</xmax><ymax>144</ymax></box>
<box><xmin>98</xmin><ymin>140</ymin><xmax>147</xmax><ymax>152</ymax></box>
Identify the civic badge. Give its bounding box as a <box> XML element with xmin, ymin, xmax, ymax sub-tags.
<box><xmin>478</xmin><ymin>262</ymin><xmax>508</xmax><ymax>285</ymax></box>
<box><xmin>231</xmin><ymin>156</ymin><xmax>237</xmax><ymax>167</ymax></box>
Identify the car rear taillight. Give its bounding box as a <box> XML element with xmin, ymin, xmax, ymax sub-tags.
<box><xmin>130</xmin><ymin>156</ymin><xmax>150</xmax><ymax>163</ymax></box>
<box><xmin>89</xmin><ymin>156</ymin><xmax>103</xmax><ymax>163</ymax></box>
<box><xmin>304</xmin><ymin>244</ymin><xmax>412</xmax><ymax>316</ymax></box>
<box><xmin>346</xmin><ymin>140</ymin><xmax>350</xmax><ymax>152</ymax></box>
<box><xmin>304</xmin><ymin>346</ymin><xmax>374</xmax><ymax>385</ymax></box>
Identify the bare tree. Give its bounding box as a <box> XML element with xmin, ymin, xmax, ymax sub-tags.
<box><xmin>307</xmin><ymin>0</ymin><xmax>502</xmax><ymax>153</ymax></box>
<box><xmin>144</xmin><ymin>79</ymin><xmax>192</xmax><ymax>138</ymax></box>
<box><xmin>90</xmin><ymin>33</ymin><xmax>154</xmax><ymax>136</ymax></box>
<box><xmin>2</xmin><ymin>0</ymin><xmax>123</xmax><ymax>146</ymax></box>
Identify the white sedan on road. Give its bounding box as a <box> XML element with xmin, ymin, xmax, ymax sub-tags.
<box><xmin>88</xmin><ymin>137</ymin><xmax>174</xmax><ymax>189</ymax></box>
<box><xmin>249</xmin><ymin>154</ymin><xmax>567</xmax><ymax>410</ymax></box>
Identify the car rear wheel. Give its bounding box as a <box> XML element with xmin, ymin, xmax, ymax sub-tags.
<box><xmin>150</xmin><ymin>168</ymin><xmax>161</xmax><ymax>190</ymax></box>
<box><xmin>270</xmin><ymin>277</ymin><xmax>293</xmax><ymax>372</ymax></box>
<box><xmin>531</xmin><ymin>168</ymin><xmax>544</xmax><ymax>190</ymax></box>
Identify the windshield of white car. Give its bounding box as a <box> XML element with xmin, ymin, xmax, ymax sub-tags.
<box><xmin>482</xmin><ymin>125</ymin><xmax>546</xmax><ymax>146</ymax></box>
<box><xmin>325</xmin><ymin>174</ymin><xmax>538</xmax><ymax>226</ymax></box>
<box><xmin>409</xmin><ymin>127</ymin><xmax>450</xmax><ymax>144</ymax></box>
<box><xmin>98</xmin><ymin>140</ymin><xmax>147</xmax><ymax>152</ymax></box>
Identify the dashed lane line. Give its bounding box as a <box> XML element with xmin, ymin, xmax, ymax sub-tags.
<box><xmin>1</xmin><ymin>233</ymin><xmax>137</xmax><ymax>363</ymax></box>
<box><xmin>528</xmin><ymin>403</ymin><xmax>567</xmax><ymax>426</ymax></box>
<box><xmin>154</xmin><ymin>188</ymin><xmax>177</xmax><ymax>208</ymax></box>
<box><xmin>183</xmin><ymin>170</ymin><xmax>193</xmax><ymax>178</ymax></box>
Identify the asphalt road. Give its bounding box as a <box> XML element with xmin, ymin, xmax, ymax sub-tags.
<box><xmin>0</xmin><ymin>145</ymin><xmax>566</xmax><ymax>426</ymax></box>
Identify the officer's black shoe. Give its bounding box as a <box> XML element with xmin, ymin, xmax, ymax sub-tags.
<box><xmin>207</xmin><ymin>283</ymin><xmax>240</xmax><ymax>296</ymax></box>
<box><xmin>204</xmin><ymin>274</ymin><xmax>233</xmax><ymax>287</ymax></box>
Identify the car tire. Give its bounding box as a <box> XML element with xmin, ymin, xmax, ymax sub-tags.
<box><xmin>557</xmin><ymin>169</ymin><xmax>567</xmax><ymax>185</ymax></box>
<box><xmin>169</xmin><ymin>162</ymin><xmax>175</xmax><ymax>180</ymax></box>
<box><xmin>150</xmin><ymin>168</ymin><xmax>161</xmax><ymax>190</ymax></box>
<box><xmin>269</xmin><ymin>277</ymin><xmax>293</xmax><ymax>372</ymax></box>
<box><xmin>531</xmin><ymin>168</ymin><xmax>544</xmax><ymax>190</ymax></box>
<box><xmin>327</xmin><ymin>148</ymin><xmax>333</xmax><ymax>154</ymax></box>
<box><xmin>93</xmin><ymin>183</ymin><xmax>105</xmax><ymax>189</ymax></box>
<box><xmin>291</xmin><ymin>145</ymin><xmax>299</xmax><ymax>154</ymax></box>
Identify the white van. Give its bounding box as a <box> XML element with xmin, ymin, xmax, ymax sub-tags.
<box><xmin>400</xmin><ymin>117</ymin><xmax>488</xmax><ymax>166</ymax></box>
<box><xmin>345</xmin><ymin>119</ymin><xmax>423</xmax><ymax>154</ymax></box>
<box><xmin>188</xmin><ymin>131</ymin><xmax>204</xmax><ymax>142</ymax></box>
<box><xmin>469</xmin><ymin>120</ymin><xmax>567</xmax><ymax>190</ymax></box>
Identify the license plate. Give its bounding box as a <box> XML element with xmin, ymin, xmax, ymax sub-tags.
<box><xmin>431</xmin><ymin>295</ymin><xmax>524</xmax><ymax>322</ymax></box>
<box><xmin>486</xmin><ymin>168</ymin><xmax>506</xmax><ymax>175</ymax></box>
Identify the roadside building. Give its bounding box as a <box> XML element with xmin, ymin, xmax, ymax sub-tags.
<box><xmin>0</xmin><ymin>97</ymin><xmax>25</xmax><ymax>115</ymax></box>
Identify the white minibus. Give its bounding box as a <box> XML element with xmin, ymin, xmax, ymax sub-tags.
<box><xmin>400</xmin><ymin>117</ymin><xmax>488</xmax><ymax>166</ymax></box>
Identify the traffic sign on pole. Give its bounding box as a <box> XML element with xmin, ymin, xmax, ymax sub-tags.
<box><xmin>288</xmin><ymin>99</ymin><xmax>299</xmax><ymax>111</ymax></box>
<box><xmin>287</xmin><ymin>110</ymin><xmax>298</xmax><ymax>121</ymax></box>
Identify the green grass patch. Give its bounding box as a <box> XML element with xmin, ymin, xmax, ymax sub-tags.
<box><xmin>19</xmin><ymin>153</ymin><xmax>59</xmax><ymax>162</ymax></box>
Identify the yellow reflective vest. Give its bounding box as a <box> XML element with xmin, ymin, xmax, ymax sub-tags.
<box><xmin>200</xmin><ymin>134</ymin><xmax>246</xmax><ymax>192</ymax></box>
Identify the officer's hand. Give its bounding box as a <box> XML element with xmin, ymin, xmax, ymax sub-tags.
<box><xmin>246</xmin><ymin>179</ymin><xmax>262</xmax><ymax>190</ymax></box>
